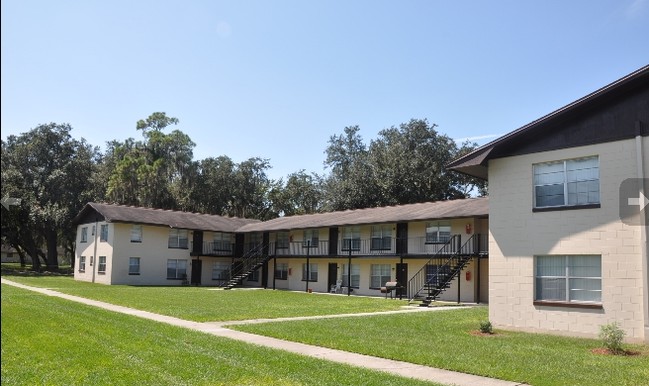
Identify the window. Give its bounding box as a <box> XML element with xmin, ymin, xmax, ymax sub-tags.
<box><xmin>247</xmin><ymin>269</ymin><xmax>259</xmax><ymax>282</ymax></box>
<box><xmin>371</xmin><ymin>225</ymin><xmax>392</xmax><ymax>250</ymax></box>
<box><xmin>80</xmin><ymin>227</ymin><xmax>88</xmax><ymax>243</ymax></box>
<box><xmin>247</xmin><ymin>233</ymin><xmax>262</xmax><ymax>252</ymax></box>
<box><xmin>341</xmin><ymin>264</ymin><xmax>360</xmax><ymax>288</ymax></box>
<box><xmin>212</xmin><ymin>262</ymin><xmax>230</xmax><ymax>280</ymax></box>
<box><xmin>303</xmin><ymin>229</ymin><xmax>319</xmax><ymax>247</ymax></box>
<box><xmin>130</xmin><ymin>225</ymin><xmax>142</xmax><ymax>243</ymax></box>
<box><xmin>535</xmin><ymin>255</ymin><xmax>601</xmax><ymax>304</ymax></box>
<box><xmin>167</xmin><ymin>259</ymin><xmax>187</xmax><ymax>279</ymax></box>
<box><xmin>213</xmin><ymin>232</ymin><xmax>232</xmax><ymax>252</ymax></box>
<box><xmin>100</xmin><ymin>224</ymin><xmax>109</xmax><ymax>242</ymax></box>
<box><xmin>168</xmin><ymin>229</ymin><xmax>188</xmax><ymax>249</ymax></box>
<box><xmin>129</xmin><ymin>257</ymin><xmax>140</xmax><ymax>275</ymax></box>
<box><xmin>302</xmin><ymin>263</ymin><xmax>318</xmax><ymax>281</ymax></box>
<box><xmin>98</xmin><ymin>256</ymin><xmax>107</xmax><ymax>274</ymax></box>
<box><xmin>426</xmin><ymin>265</ymin><xmax>450</xmax><ymax>286</ymax></box>
<box><xmin>534</xmin><ymin>156</ymin><xmax>599</xmax><ymax>209</ymax></box>
<box><xmin>370</xmin><ymin>264</ymin><xmax>391</xmax><ymax>288</ymax></box>
<box><xmin>276</xmin><ymin>232</ymin><xmax>289</xmax><ymax>249</ymax></box>
<box><xmin>342</xmin><ymin>226</ymin><xmax>360</xmax><ymax>251</ymax></box>
<box><xmin>426</xmin><ymin>221</ymin><xmax>451</xmax><ymax>243</ymax></box>
<box><xmin>275</xmin><ymin>262</ymin><xmax>288</xmax><ymax>280</ymax></box>
<box><xmin>79</xmin><ymin>256</ymin><xmax>86</xmax><ymax>272</ymax></box>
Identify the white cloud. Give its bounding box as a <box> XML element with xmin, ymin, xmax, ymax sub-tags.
<box><xmin>453</xmin><ymin>133</ymin><xmax>503</xmax><ymax>144</ymax></box>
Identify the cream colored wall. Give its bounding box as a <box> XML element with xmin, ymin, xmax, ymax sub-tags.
<box><xmin>488</xmin><ymin>138</ymin><xmax>646</xmax><ymax>341</ymax></box>
<box><xmin>74</xmin><ymin>222</ymin><xmax>114</xmax><ymax>284</ymax></box>
<box><xmin>75</xmin><ymin>222</ymin><xmax>192</xmax><ymax>285</ymax></box>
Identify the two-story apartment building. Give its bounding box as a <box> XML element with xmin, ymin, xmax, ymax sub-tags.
<box><xmin>449</xmin><ymin>65</ymin><xmax>649</xmax><ymax>342</ymax></box>
<box><xmin>72</xmin><ymin>203</ymin><xmax>260</xmax><ymax>285</ymax></box>
<box><xmin>73</xmin><ymin>198</ymin><xmax>489</xmax><ymax>303</ymax></box>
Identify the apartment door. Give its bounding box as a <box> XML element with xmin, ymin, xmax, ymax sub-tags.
<box><xmin>396</xmin><ymin>263</ymin><xmax>407</xmax><ymax>297</ymax></box>
<box><xmin>328</xmin><ymin>263</ymin><xmax>338</xmax><ymax>290</ymax></box>
<box><xmin>191</xmin><ymin>259</ymin><xmax>202</xmax><ymax>285</ymax></box>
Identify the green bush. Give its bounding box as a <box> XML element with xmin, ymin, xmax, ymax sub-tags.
<box><xmin>479</xmin><ymin>320</ymin><xmax>493</xmax><ymax>334</ymax></box>
<box><xmin>599</xmin><ymin>322</ymin><xmax>626</xmax><ymax>354</ymax></box>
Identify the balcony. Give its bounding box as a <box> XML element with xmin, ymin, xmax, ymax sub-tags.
<box><xmin>190</xmin><ymin>241</ymin><xmax>235</xmax><ymax>257</ymax></box>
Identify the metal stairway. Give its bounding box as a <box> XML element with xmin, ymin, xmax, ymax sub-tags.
<box><xmin>407</xmin><ymin>235</ymin><xmax>478</xmax><ymax>306</ymax></box>
<box><xmin>221</xmin><ymin>243</ymin><xmax>271</xmax><ymax>290</ymax></box>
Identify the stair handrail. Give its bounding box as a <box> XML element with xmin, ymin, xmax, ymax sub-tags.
<box><xmin>218</xmin><ymin>242</ymin><xmax>270</xmax><ymax>287</ymax></box>
<box><xmin>406</xmin><ymin>235</ymin><xmax>460</xmax><ymax>300</ymax></box>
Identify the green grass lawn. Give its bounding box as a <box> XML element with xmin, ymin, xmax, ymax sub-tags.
<box><xmin>2</xmin><ymin>274</ymin><xmax>409</xmax><ymax>322</ymax></box>
<box><xmin>232</xmin><ymin>307</ymin><xmax>649</xmax><ymax>386</ymax></box>
<box><xmin>1</xmin><ymin>284</ymin><xmax>440</xmax><ymax>386</ymax></box>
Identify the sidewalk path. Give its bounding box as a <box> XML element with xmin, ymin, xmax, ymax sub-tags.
<box><xmin>2</xmin><ymin>278</ymin><xmax>526</xmax><ymax>386</ymax></box>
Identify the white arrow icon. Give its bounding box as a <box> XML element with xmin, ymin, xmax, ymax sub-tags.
<box><xmin>1</xmin><ymin>197</ymin><xmax>22</xmax><ymax>210</ymax></box>
<box><xmin>628</xmin><ymin>192</ymin><xmax>649</xmax><ymax>211</ymax></box>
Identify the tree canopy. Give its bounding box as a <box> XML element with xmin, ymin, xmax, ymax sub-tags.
<box><xmin>1</xmin><ymin>114</ymin><xmax>484</xmax><ymax>270</ymax></box>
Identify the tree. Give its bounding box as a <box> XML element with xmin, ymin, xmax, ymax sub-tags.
<box><xmin>270</xmin><ymin>170</ymin><xmax>324</xmax><ymax>216</ymax></box>
<box><xmin>228</xmin><ymin>157</ymin><xmax>274</xmax><ymax>220</ymax></box>
<box><xmin>191</xmin><ymin>156</ymin><xmax>236</xmax><ymax>215</ymax></box>
<box><xmin>1</xmin><ymin>123</ymin><xmax>99</xmax><ymax>270</ymax></box>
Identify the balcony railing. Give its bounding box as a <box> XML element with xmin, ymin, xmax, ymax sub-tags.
<box><xmin>191</xmin><ymin>234</ymin><xmax>489</xmax><ymax>258</ymax></box>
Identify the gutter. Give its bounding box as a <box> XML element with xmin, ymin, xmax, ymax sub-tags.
<box><xmin>636</xmin><ymin>121</ymin><xmax>649</xmax><ymax>343</ymax></box>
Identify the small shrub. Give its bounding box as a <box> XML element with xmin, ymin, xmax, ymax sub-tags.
<box><xmin>599</xmin><ymin>322</ymin><xmax>626</xmax><ymax>354</ymax></box>
<box><xmin>479</xmin><ymin>320</ymin><xmax>493</xmax><ymax>334</ymax></box>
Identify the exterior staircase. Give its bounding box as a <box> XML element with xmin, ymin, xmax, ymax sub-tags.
<box><xmin>221</xmin><ymin>243</ymin><xmax>271</xmax><ymax>290</ymax></box>
<box><xmin>407</xmin><ymin>234</ymin><xmax>480</xmax><ymax>306</ymax></box>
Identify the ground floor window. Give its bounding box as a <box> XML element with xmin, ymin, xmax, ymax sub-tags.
<box><xmin>275</xmin><ymin>262</ymin><xmax>288</xmax><ymax>280</ymax></box>
<box><xmin>248</xmin><ymin>269</ymin><xmax>259</xmax><ymax>282</ymax></box>
<box><xmin>370</xmin><ymin>264</ymin><xmax>391</xmax><ymax>288</ymax></box>
<box><xmin>341</xmin><ymin>264</ymin><xmax>360</xmax><ymax>287</ymax></box>
<box><xmin>426</xmin><ymin>264</ymin><xmax>450</xmax><ymax>286</ymax></box>
<box><xmin>212</xmin><ymin>261</ymin><xmax>230</xmax><ymax>281</ymax></box>
<box><xmin>129</xmin><ymin>257</ymin><xmax>140</xmax><ymax>275</ymax></box>
<box><xmin>98</xmin><ymin>256</ymin><xmax>107</xmax><ymax>274</ymax></box>
<box><xmin>302</xmin><ymin>263</ymin><xmax>318</xmax><ymax>281</ymax></box>
<box><xmin>167</xmin><ymin>259</ymin><xmax>187</xmax><ymax>279</ymax></box>
<box><xmin>535</xmin><ymin>255</ymin><xmax>601</xmax><ymax>303</ymax></box>
<box><xmin>78</xmin><ymin>256</ymin><xmax>86</xmax><ymax>272</ymax></box>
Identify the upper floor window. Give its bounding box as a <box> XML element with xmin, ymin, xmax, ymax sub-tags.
<box><xmin>80</xmin><ymin>227</ymin><xmax>88</xmax><ymax>243</ymax></box>
<box><xmin>303</xmin><ymin>229</ymin><xmax>319</xmax><ymax>247</ymax></box>
<box><xmin>276</xmin><ymin>232</ymin><xmax>289</xmax><ymax>249</ymax></box>
<box><xmin>341</xmin><ymin>226</ymin><xmax>360</xmax><ymax>251</ymax></box>
<box><xmin>426</xmin><ymin>221</ymin><xmax>451</xmax><ymax>243</ymax></box>
<box><xmin>213</xmin><ymin>232</ymin><xmax>232</xmax><ymax>252</ymax></box>
<box><xmin>130</xmin><ymin>225</ymin><xmax>142</xmax><ymax>243</ymax></box>
<box><xmin>100</xmin><ymin>224</ymin><xmax>108</xmax><ymax>242</ymax></box>
<box><xmin>371</xmin><ymin>225</ymin><xmax>392</xmax><ymax>250</ymax></box>
<box><xmin>168</xmin><ymin>229</ymin><xmax>189</xmax><ymax>249</ymax></box>
<box><xmin>534</xmin><ymin>156</ymin><xmax>599</xmax><ymax>209</ymax></box>
<box><xmin>247</xmin><ymin>233</ymin><xmax>262</xmax><ymax>252</ymax></box>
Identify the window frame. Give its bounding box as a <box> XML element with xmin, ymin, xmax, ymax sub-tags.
<box><xmin>341</xmin><ymin>263</ymin><xmax>360</xmax><ymax>288</ymax></box>
<box><xmin>534</xmin><ymin>255</ymin><xmax>602</xmax><ymax>308</ymax></box>
<box><xmin>212</xmin><ymin>261</ymin><xmax>230</xmax><ymax>281</ymax></box>
<box><xmin>370</xmin><ymin>225</ymin><xmax>392</xmax><ymax>251</ymax></box>
<box><xmin>370</xmin><ymin>264</ymin><xmax>392</xmax><ymax>289</ymax></box>
<box><xmin>276</xmin><ymin>232</ymin><xmax>289</xmax><ymax>250</ymax></box>
<box><xmin>130</xmin><ymin>225</ymin><xmax>142</xmax><ymax>243</ymax></box>
<box><xmin>78</xmin><ymin>256</ymin><xmax>86</xmax><ymax>272</ymax></box>
<box><xmin>100</xmin><ymin>224</ymin><xmax>109</xmax><ymax>242</ymax></box>
<box><xmin>212</xmin><ymin>232</ymin><xmax>232</xmax><ymax>252</ymax></box>
<box><xmin>80</xmin><ymin>227</ymin><xmax>88</xmax><ymax>243</ymax></box>
<box><xmin>425</xmin><ymin>221</ymin><xmax>451</xmax><ymax>244</ymax></box>
<box><xmin>129</xmin><ymin>257</ymin><xmax>140</xmax><ymax>275</ymax></box>
<box><xmin>167</xmin><ymin>259</ymin><xmax>188</xmax><ymax>280</ymax></box>
<box><xmin>341</xmin><ymin>226</ymin><xmax>361</xmax><ymax>251</ymax></box>
<box><xmin>302</xmin><ymin>263</ymin><xmax>318</xmax><ymax>282</ymax></box>
<box><xmin>274</xmin><ymin>262</ymin><xmax>288</xmax><ymax>280</ymax></box>
<box><xmin>168</xmin><ymin>229</ymin><xmax>189</xmax><ymax>249</ymax></box>
<box><xmin>98</xmin><ymin>256</ymin><xmax>107</xmax><ymax>274</ymax></box>
<box><xmin>303</xmin><ymin>229</ymin><xmax>319</xmax><ymax>248</ymax></box>
<box><xmin>533</xmin><ymin>156</ymin><xmax>600</xmax><ymax>211</ymax></box>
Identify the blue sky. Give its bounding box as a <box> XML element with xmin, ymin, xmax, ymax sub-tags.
<box><xmin>2</xmin><ymin>0</ymin><xmax>648</xmax><ymax>180</ymax></box>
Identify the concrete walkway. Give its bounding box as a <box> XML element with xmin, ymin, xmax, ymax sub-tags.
<box><xmin>2</xmin><ymin>278</ymin><xmax>526</xmax><ymax>386</ymax></box>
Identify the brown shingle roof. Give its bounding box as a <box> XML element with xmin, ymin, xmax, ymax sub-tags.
<box><xmin>237</xmin><ymin>197</ymin><xmax>488</xmax><ymax>232</ymax></box>
<box><xmin>73</xmin><ymin>203</ymin><xmax>260</xmax><ymax>232</ymax></box>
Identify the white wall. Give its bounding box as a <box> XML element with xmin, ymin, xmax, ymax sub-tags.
<box><xmin>488</xmin><ymin>138</ymin><xmax>646</xmax><ymax>342</ymax></box>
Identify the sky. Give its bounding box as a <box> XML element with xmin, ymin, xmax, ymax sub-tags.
<box><xmin>2</xmin><ymin>0</ymin><xmax>648</xmax><ymax>181</ymax></box>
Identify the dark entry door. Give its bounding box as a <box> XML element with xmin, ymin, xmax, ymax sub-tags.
<box><xmin>396</xmin><ymin>263</ymin><xmax>407</xmax><ymax>297</ymax></box>
<box><xmin>328</xmin><ymin>263</ymin><xmax>338</xmax><ymax>291</ymax></box>
<box><xmin>191</xmin><ymin>259</ymin><xmax>202</xmax><ymax>285</ymax></box>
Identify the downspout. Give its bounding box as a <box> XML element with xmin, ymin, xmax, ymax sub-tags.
<box><xmin>635</xmin><ymin>121</ymin><xmax>649</xmax><ymax>343</ymax></box>
<box><xmin>91</xmin><ymin>217</ymin><xmax>99</xmax><ymax>283</ymax></box>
